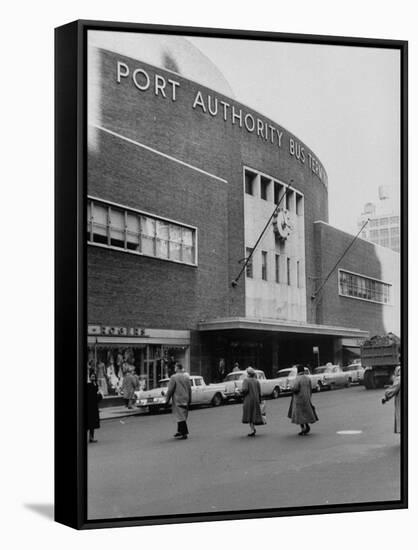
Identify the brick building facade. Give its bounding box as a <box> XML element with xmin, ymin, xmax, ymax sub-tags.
<box><xmin>87</xmin><ymin>43</ymin><xmax>400</xmax><ymax>391</ymax></box>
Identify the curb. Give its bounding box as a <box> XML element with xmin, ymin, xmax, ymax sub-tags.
<box><xmin>100</xmin><ymin>406</ymin><xmax>148</xmax><ymax>421</ymax></box>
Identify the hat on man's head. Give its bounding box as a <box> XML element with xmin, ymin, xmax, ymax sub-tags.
<box><xmin>246</xmin><ymin>366</ymin><xmax>256</xmax><ymax>377</ymax></box>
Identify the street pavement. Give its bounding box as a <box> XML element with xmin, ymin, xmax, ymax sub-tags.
<box><xmin>88</xmin><ymin>385</ymin><xmax>401</xmax><ymax>520</ymax></box>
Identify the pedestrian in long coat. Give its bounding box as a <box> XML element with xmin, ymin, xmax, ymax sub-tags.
<box><xmin>122</xmin><ymin>368</ymin><xmax>139</xmax><ymax>409</ymax></box>
<box><xmin>288</xmin><ymin>364</ymin><xmax>318</xmax><ymax>435</ymax></box>
<box><xmin>165</xmin><ymin>363</ymin><xmax>192</xmax><ymax>440</ymax></box>
<box><xmin>87</xmin><ymin>372</ymin><xmax>103</xmax><ymax>443</ymax></box>
<box><xmin>382</xmin><ymin>366</ymin><xmax>401</xmax><ymax>433</ymax></box>
<box><xmin>241</xmin><ymin>367</ymin><xmax>263</xmax><ymax>436</ymax></box>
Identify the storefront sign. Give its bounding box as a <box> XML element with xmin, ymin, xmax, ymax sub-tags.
<box><xmin>88</xmin><ymin>325</ymin><xmax>146</xmax><ymax>337</ymax></box>
<box><xmin>115</xmin><ymin>60</ymin><xmax>327</xmax><ymax>186</ymax></box>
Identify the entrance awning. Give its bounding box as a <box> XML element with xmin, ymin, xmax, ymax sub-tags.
<box><xmin>197</xmin><ymin>317</ymin><xmax>369</xmax><ymax>339</ymax></box>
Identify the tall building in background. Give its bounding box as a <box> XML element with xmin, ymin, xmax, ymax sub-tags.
<box><xmin>358</xmin><ymin>185</ymin><xmax>400</xmax><ymax>252</ymax></box>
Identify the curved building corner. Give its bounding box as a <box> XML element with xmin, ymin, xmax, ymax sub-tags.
<box><xmin>87</xmin><ymin>38</ymin><xmax>399</xmax><ymax>391</ymax></box>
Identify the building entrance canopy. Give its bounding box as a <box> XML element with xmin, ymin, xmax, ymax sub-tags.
<box><xmin>197</xmin><ymin>317</ymin><xmax>369</xmax><ymax>380</ymax></box>
<box><xmin>198</xmin><ymin>317</ymin><xmax>369</xmax><ymax>339</ymax></box>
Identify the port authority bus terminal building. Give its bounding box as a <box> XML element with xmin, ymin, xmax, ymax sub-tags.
<box><xmin>87</xmin><ymin>35</ymin><xmax>400</xmax><ymax>392</ymax></box>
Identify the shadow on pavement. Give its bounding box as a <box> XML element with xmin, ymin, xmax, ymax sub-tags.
<box><xmin>24</xmin><ymin>503</ymin><xmax>54</xmax><ymax>521</ymax></box>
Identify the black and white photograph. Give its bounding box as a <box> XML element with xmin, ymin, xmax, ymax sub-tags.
<box><xmin>84</xmin><ymin>26</ymin><xmax>406</xmax><ymax>523</ymax></box>
<box><xmin>3</xmin><ymin>0</ymin><xmax>417</xmax><ymax>547</ymax></box>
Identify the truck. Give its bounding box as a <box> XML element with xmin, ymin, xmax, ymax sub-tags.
<box><xmin>361</xmin><ymin>333</ymin><xmax>400</xmax><ymax>389</ymax></box>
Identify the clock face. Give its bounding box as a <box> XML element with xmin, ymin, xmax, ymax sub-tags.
<box><xmin>273</xmin><ymin>209</ymin><xmax>292</xmax><ymax>239</ymax></box>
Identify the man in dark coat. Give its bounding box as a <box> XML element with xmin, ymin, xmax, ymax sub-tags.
<box><xmin>86</xmin><ymin>371</ymin><xmax>103</xmax><ymax>443</ymax></box>
<box><xmin>165</xmin><ymin>363</ymin><xmax>192</xmax><ymax>440</ymax></box>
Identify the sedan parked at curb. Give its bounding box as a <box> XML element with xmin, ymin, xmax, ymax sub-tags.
<box><xmin>342</xmin><ymin>363</ymin><xmax>365</xmax><ymax>385</ymax></box>
<box><xmin>223</xmin><ymin>369</ymin><xmax>283</xmax><ymax>401</ymax></box>
<box><xmin>276</xmin><ymin>366</ymin><xmax>320</xmax><ymax>393</ymax></box>
<box><xmin>311</xmin><ymin>364</ymin><xmax>350</xmax><ymax>390</ymax></box>
<box><xmin>135</xmin><ymin>375</ymin><xmax>226</xmax><ymax>412</ymax></box>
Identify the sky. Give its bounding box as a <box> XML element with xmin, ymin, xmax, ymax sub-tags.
<box><xmin>187</xmin><ymin>36</ymin><xmax>401</xmax><ymax>235</ymax></box>
<box><xmin>89</xmin><ymin>31</ymin><xmax>401</xmax><ymax>236</ymax></box>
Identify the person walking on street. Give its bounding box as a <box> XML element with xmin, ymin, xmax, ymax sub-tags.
<box><xmin>288</xmin><ymin>364</ymin><xmax>318</xmax><ymax>435</ymax></box>
<box><xmin>122</xmin><ymin>367</ymin><xmax>139</xmax><ymax>409</ymax></box>
<box><xmin>382</xmin><ymin>365</ymin><xmax>401</xmax><ymax>434</ymax></box>
<box><xmin>165</xmin><ymin>363</ymin><xmax>192</xmax><ymax>440</ymax></box>
<box><xmin>241</xmin><ymin>366</ymin><xmax>263</xmax><ymax>436</ymax></box>
<box><xmin>87</xmin><ymin>371</ymin><xmax>103</xmax><ymax>443</ymax></box>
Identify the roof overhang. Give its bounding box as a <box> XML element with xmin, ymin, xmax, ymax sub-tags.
<box><xmin>197</xmin><ymin>317</ymin><xmax>369</xmax><ymax>339</ymax></box>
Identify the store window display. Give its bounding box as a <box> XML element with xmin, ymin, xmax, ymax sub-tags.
<box><xmin>87</xmin><ymin>344</ymin><xmax>189</xmax><ymax>394</ymax></box>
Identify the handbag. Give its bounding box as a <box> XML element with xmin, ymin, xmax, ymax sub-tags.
<box><xmin>311</xmin><ymin>402</ymin><xmax>319</xmax><ymax>421</ymax></box>
<box><xmin>260</xmin><ymin>400</ymin><xmax>267</xmax><ymax>424</ymax></box>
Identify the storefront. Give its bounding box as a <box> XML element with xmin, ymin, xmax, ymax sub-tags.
<box><xmin>197</xmin><ymin>318</ymin><xmax>369</xmax><ymax>382</ymax></box>
<box><xmin>87</xmin><ymin>326</ymin><xmax>190</xmax><ymax>394</ymax></box>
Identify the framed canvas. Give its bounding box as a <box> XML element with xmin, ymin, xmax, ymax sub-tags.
<box><xmin>55</xmin><ymin>19</ymin><xmax>408</xmax><ymax>529</ymax></box>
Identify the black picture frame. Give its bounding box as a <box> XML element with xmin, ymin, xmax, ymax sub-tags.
<box><xmin>55</xmin><ymin>19</ymin><xmax>408</xmax><ymax>530</ymax></box>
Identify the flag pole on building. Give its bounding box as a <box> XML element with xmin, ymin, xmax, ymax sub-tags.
<box><xmin>311</xmin><ymin>218</ymin><xmax>370</xmax><ymax>301</ymax></box>
<box><xmin>231</xmin><ymin>181</ymin><xmax>292</xmax><ymax>288</ymax></box>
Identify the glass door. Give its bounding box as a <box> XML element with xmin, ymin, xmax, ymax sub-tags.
<box><xmin>143</xmin><ymin>345</ymin><xmax>165</xmax><ymax>390</ymax></box>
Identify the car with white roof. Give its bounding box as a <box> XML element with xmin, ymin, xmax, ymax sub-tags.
<box><xmin>311</xmin><ymin>364</ymin><xmax>350</xmax><ymax>390</ymax></box>
<box><xmin>342</xmin><ymin>363</ymin><xmax>365</xmax><ymax>385</ymax></box>
<box><xmin>135</xmin><ymin>375</ymin><xmax>226</xmax><ymax>412</ymax></box>
<box><xmin>276</xmin><ymin>366</ymin><xmax>320</xmax><ymax>393</ymax></box>
<box><xmin>223</xmin><ymin>369</ymin><xmax>283</xmax><ymax>401</ymax></box>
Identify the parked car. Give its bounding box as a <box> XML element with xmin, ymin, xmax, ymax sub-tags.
<box><xmin>275</xmin><ymin>368</ymin><xmax>297</xmax><ymax>393</ymax></box>
<box><xmin>342</xmin><ymin>364</ymin><xmax>365</xmax><ymax>385</ymax></box>
<box><xmin>223</xmin><ymin>369</ymin><xmax>283</xmax><ymax>401</ymax></box>
<box><xmin>311</xmin><ymin>364</ymin><xmax>350</xmax><ymax>390</ymax></box>
<box><xmin>135</xmin><ymin>375</ymin><xmax>226</xmax><ymax>411</ymax></box>
<box><xmin>276</xmin><ymin>366</ymin><xmax>320</xmax><ymax>393</ymax></box>
<box><xmin>135</xmin><ymin>378</ymin><xmax>170</xmax><ymax>411</ymax></box>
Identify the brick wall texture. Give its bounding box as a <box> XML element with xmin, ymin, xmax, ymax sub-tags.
<box><xmin>313</xmin><ymin>222</ymin><xmax>400</xmax><ymax>336</ymax></box>
<box><xmin>88</xmin><ymin>47</ymin><xmax>329</xmax><ymax>330</ymax></box>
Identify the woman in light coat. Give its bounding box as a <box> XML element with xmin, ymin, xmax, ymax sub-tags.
<box><xmin>165</xmin><ymin>363</ymin><xmax>192</xmax><ymax>440</ymax></box>
<box><xmin>241</xmin><ymin>367</ymin><xmax>263</xmax><ymax>436</ymax></box>
<box><xmin>382</xmin><ymin>366</ymin><xmax>401</xmax><ymax>433</ymax></box>
<box><xmin>288</xmin><ymin>364</ymin><xmax>318</xmax><ymax>435</ymax></box>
